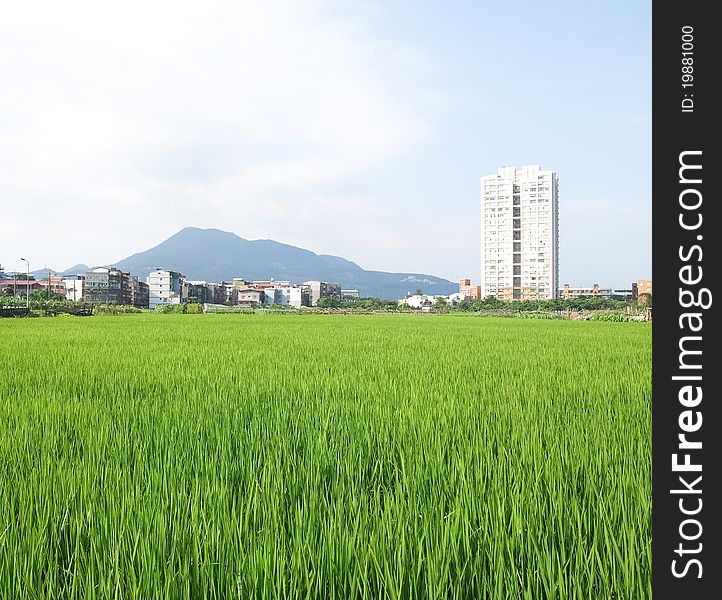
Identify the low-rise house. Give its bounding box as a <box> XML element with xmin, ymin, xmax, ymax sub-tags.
<box><xmin>559</xmin><ymin>283</ymin><xmax>612</xmax><ymax>300</ymax></box>
<box><xmin>0</xmin><ymin>278</ymin><xmax>42</xmax><ymax>297</ymax></box>
<box><xmin>236</xmin><ymin>288</ymin><xmax>265</xmax><ymax>308</ymax></box>
<box><xmin>398</xmin><ymin>293</ymin><xmax>464</xmax><ymax>310</ymax></box>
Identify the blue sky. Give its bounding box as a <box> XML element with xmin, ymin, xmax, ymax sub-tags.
<box><xmin>0</xmin><ymin>0</ymin><xmax>650</xmax><ymax>287</ymax></box>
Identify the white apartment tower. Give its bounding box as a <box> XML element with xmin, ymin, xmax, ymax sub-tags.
<box><xmin>147</xmin><ymin>268</ymin><xmax>185</xmax><ymax>309</ymax></box>
<box><xmin>480</xmin><ymin>165</ymin><xmax>559</xmax><ymax>301</ymax></box>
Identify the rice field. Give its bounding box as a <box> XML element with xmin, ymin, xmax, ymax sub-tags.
<box><xmin>0</xmin><ymin>314</ymin><xmax>651</xmax><ymax>599</ymax></box>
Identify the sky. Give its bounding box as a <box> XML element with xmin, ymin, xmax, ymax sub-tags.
<box><xmin>0</xmin><ymin>0</ymin><xmax>650</xmax><ymax>286</ymax></box>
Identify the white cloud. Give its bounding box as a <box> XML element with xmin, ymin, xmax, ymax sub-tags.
<box><xmin>0</xmin><ymin>0</ymin><xmax>439</xmax><ymax>271</ymax></box>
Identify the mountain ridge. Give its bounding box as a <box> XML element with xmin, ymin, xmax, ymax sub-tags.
<box><xmin>112</xmin><ymin>227</ymin><xmax>456</xmax><ymax>299</ymax></box>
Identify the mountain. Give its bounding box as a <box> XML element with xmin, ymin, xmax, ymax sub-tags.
<box><xmin>29</xmin><ymin>268</ymin><xmax>58</xmax><ymax>278</ymax></box>
<box><xmin>29</xmin><ymin>264</ymin><xmax>89</xmax><ymax>278</ymax></box>
<box><xmin>112</xmin><ymin>227</ymin><xmax>457</xmax><ymax>299</ymax></box>
<box><xmin>60</xmin><ymin>264</ymin><xmax>90</xmax><ymax>275</ymax></box>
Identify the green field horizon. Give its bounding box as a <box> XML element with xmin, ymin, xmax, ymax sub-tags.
<box><xmin>0</xmin><ymin>314</ymin><xmax>651</xmax><ymax>599</ymax></box>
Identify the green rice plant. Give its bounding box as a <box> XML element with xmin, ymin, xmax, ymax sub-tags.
<box><xmin>0</xmin><ymin>314</ymin><xmax>651</xmax><ymax>599</ymax></box>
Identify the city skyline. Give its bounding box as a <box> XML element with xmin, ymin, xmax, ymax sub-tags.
<box><xmin>0</xmin><ymin>1</ymin><xmax>650</xmax><ymax>287</ymax></box>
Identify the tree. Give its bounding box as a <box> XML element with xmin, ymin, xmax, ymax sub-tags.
<box><xmin>29</xmin><ymin>290</ymin><xmax>65</xmax><ymax>302</ymax></box>
<box><xmin>432</xmin><ymin>297</ymin><xmax>449</xmax><ymax>313</ymax></box>
<box><xmin>186</xmin><ymin>302</ymin><xmax>203</xmax><ymax>314</ymax></box>
<box><xmin>317</xmin><ymin>297</ymin><xmax>341</xmax><ymax>308</ymax></box>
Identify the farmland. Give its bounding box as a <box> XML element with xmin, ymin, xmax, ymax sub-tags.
<box><xmin>0</xmin><ymin>314</ymin><xmax>651</xmax><ymax>599</ymax></box>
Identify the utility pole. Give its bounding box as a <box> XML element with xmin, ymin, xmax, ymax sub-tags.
<box><xmin>20</xmin><ymin>258</ymin><xmax>29</xmax><ymax>310</ymax></box>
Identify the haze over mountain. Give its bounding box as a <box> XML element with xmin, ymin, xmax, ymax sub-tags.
<box><xmin>29</xmin><ymin>264</ymin><xmax>90</xmax><ymax>278</ymax></box>
<box><xmin>110</xmin><ymin>228</ymin><xmax>456</xmax><ymax>299</ymax></box>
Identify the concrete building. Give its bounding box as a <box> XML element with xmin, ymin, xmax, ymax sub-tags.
<box><xmin>130</xmin><ymin>277</ymin><xmax>150</xmax><ymax>309</ymax></box>
<box><xmin>637</xmin><ymin>279</ymin><xmax>653</xmax><ymax>303</ymax></box>
<box><xmin>304</xmin><ymin>281</ymin><xmax>341</xmax><ymax>306</ymax></box>
<box><xmin>341</xmin><ymin>289</ymin><xmax>360</xmax><ymax>301</ymax></box>
<box><xmin>83</xmin><ymin>268</ymin><xmax>132</xmax><ymax>305</ymax></box>
<box><xmin>611</xmin><ymin>288</ymin><xmax>635</xmax><ymax>302</ymax></box>
<box><xmin>481</xmin><ymin>165</ymin><xmax>559</xmax><ymax>301</ymax></box>
<box><xmin>184</xmin><ymin>281</ymin><xmax>217</xmax><ymax>304</ymax></box>
<box><xmin>63</xmin><ymin>275</ymin><xmax>85</xmax><ymax>302</ymax></box>
<box><xmin>398</xmin><ymin>293</ymin><xmax>465</xmax><ymax>309</ymax></box>
<box><xmin>398</xmin><ymin>294</ymin><xmax>434</xmax><ymax>310</ymax></box>
<box><xmin>560</xmin><ymin>283</ymin><xmax>612</xmax><ymax>300</ymax></box>
<box><xmin>236</xmin><ymin>288</ymin><xmax>265</xmax><ymax>308</ymax></box>
<box><xmin>1</xmin><ymin>278</ymin><xmax>47</xmax><ymax>297</ymax></box>
<box><xmin>147</xmin><ymin>268</ymin><xmax>185</xmax><ymax>309</ymax></box>
<box><xmin>219</xmin><ymin>282</ymin><xmax>237</xmax><ymax>305</ymax></box>
<box><xmin>249</xmin><ymin>281</ymin><xmax>310</xmax><ymax>308</ymax></box>
<box><xmin>458</xmin><ymin>278</ymin><xmax>482</xmax><ymax>300</ymax></box>
<box><xmin>0</xmin><ymin>274</ymin><xmax>66</xmax><ymax>298</ymax></box>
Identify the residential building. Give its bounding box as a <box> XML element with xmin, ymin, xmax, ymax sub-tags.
<box><xmin>0</xmin><ymin>273</ymin><xmax>66</xmax><ymax>298</ymax></box>
<box><xmin>398</xmin><ymin>293</ymin><xmax>464</xmax><ymax>309</ymax></box>
<box><xmin>398</xmin><ymin>294</ymin><xmax>434</xmax><ymax>310</ymax></box>
<box><xmin>560</xmin><ymin>283</ymin><xmax>612</xmax><ymax>300</ymax></box>
<box><xmin>236</xmin><ymin>288</ymin><xmax>265</xmax><ymax>308</ymax></box>
<box><xmin>458</xmin><ymin>278</ymin><xmax>482</xmax><ymax>300</ymax></box>
<box><xmin>63</xmin><ymin>275</ymin><xmax>85</xmax><ymax>302</ymax></box>
<box><xmin>0</xmin><ymin>278</ymin><xmax>40</xmax><ymax>297</ymax></box>
<box><xmin>637</xmin><ymin>279</ymin><xmax>653</xmax><ymax>302</ymax></box>
<box><xmin>481</xmin><ymin>165</ymin><xmax>559</xmax><ymax>301</ymax></box>
<box><xmin>130</xmin><ymin>276</ymin><xmax>150</xmax><ymax>309</ymax></box>
<box><xmin>304</xmin><ymin>281</ymin><xmax>341</xmax><ymax>306</ymax></box>
<box><xmin>83</xmin><ymin>268</ymin><xmax>132</xmax><ymax>305</ymax></box>
<box><xmin>219</xmin><ymin>282</ymin><xmax>237</xmax><ymax>305</ymax></box>
<box><xmin>147</xmin><ymin>268</ymin><xmax>185</xmax><ymax>309</ymax></box>
<box><xmin>184</xmin><ymin>280</ymin><xmax>217</xmax><ymax>304</ymax></box>
<box><xmin>246</xmin><ymin>281</ymin><xmax>310</xmax><ymax>308</ymax></box>
<box><xmin>341</xmin><ymin>289</ymin><xmax>360</xmax><ymax>301</ymax></box>
<box><xmin>611</xmin><ymin>288</ymin><xmax>635</xmax><ymax>302</ymax></box>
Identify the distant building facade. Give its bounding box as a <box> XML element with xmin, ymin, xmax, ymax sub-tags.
<box><xmin>398</xmin><ymin>293</ymin><xmax>465</xmax><ymax>310</ymax></box>
<box><xmin>341</xmin><ymin>289</ymin><xmax>360</xmax><ymax>301</ymax></box>
<box><xmin>637</xmin><ymin>279</ymin><xmax>653</xmax><ymax>302</ymax></box>
<box><xmin>236</xmin><ymin>288</ymin><xmax>265</xmax><ymax>308</ymax></box>
<box><xmin>458</xmin><ymin>278</ymin><xmax>482</xmax><ymax>300</ymax></box>
<box><xmin>130</xmin><ymin>276</ymin><xmax>150</xmax><ymax>309</ymax></box>
<box><xmin>560</xmin><ymin>283</ymin><xmax>611</xmax><ymax>300</ymax></box>
<box><xmin>0</xmin><ymin>274</ymin><xmax>66</xmax><ymax>298</ymax></box>
<box><xmin>304</xmin><ymin>281</ymin><xmax>341</xmax><ymax>306</ymax></box>
<box><xmin>83</xmin><ymin>268</ymin><xmax>132</xmax><ymax>305</ymax></box>
<box><xmin>481</xmin><ymin>165</ymin><xmax>559</xmax><ymax>301</ymax></box>
<box><xmin>248</xmin><ymin>281</ymin><xmax>310</xmax><ymax>309</ymax></box>
<box><xmin>147</xmin><ymin>269</ymin><xmax>185</xmax><ymax>309</ymax></box>
<box><xmin>64</xmin><ymin>275</ymin><xmax>85</xmax><ymax>302</ymax></box>
<box><xmin>559</xmin><ymin>281</ymin><xmax>650</xmax><ymax>303</ymax></box>
<box><xmin>184</xmin><ymin>281</ymin><xmax>217</xmax><ymax>304</ymax></box>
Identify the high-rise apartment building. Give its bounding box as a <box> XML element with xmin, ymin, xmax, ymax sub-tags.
<box><xmin>480</xmin><ymin>165</ymin><xmax>559</xmax><ymax>301</ymax></box>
